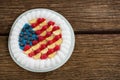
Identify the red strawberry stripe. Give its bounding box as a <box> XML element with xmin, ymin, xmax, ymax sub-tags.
<box><xmin>40</xmin><ymin>44</ymin><xmax>47</xmax><ymax>50</ymax></box>
<box><xmin>28</xmin><ymin>52</ymin><xmax>35</xmax><ymax>57</ymax></box>
<box><xmin>48</xmin><ymin>21</ymin><xmax>55</xmax><ymax>26</ymax></box>
<box><xmin>35</xmin><ymin>30</ymin><xmax>42</xmax><ymax>35</ymax></box>
<box><xmin>40</xmin><ymin>54</ymin><xmax>48</xmax><ymax>59</ymax></box>
<box><xmin>37</xmin><ymin>18</ymin><xmax>45</xmax><ymax>24</ymax></box>
<box><xmin>53</xmin><ymin>34</ymin><xmax>62</xmax><ymax>41</ymax></box>
<box><xmin>47</xmin><ymin>49</ymin><xmax>54</xmax><ymax>55</ymax></box>
<box><xmin>52</xmin><ymin>26</ymin><xmax>60</xmax><ymax>31</ymax></box>
<box><xmin>32</xmin><ymin>40</ymin><xmax>38</xmax><ymax>45</ymax></box>
<box><xmin>24</xmin><ymin>45</ymin><xmax>31</xmax><ymax>51</ymax></box>
<box><xmin>46</xmin><ymin>32</ymin><xmax>52</xmax><ymax>37</ymax></box>
<box><xmin>41</xmin><ymin>25</ymin><xmax>48</xmax><ymax>31</ymax></box>
<box><xmin>54</xmin><ymin>45</ymin><xmax>60</xmax><ymax>51</ymax></box>
<box><xmin>31</xmin><ymin>18</ymin><xmax>45</xmax><ymax>28</ymax></box>
<box><xmin>35</xmin><ymin>25</ymin><xmax>48</xmax><ymax>35</ymax></box>
<box><xmin>31</xmin><ymin>23</ymin><xmax>37</xmax><ymax>28</ymax></box>
<box><xmin>38</xmin><ymin>36</ymin><xmax>44</xmax><ymax>41</ymax></box>
<box><xmin>34</xmin><ymin>48</ymin><xmax>41</xmax><ymax>54</ymax></box>
<box><xmin>47</xmin><ymin>40</ymin><xmax>53</xmax><ymax>45</ymax></box>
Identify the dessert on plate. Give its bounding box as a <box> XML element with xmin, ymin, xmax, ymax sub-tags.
<box><xmin>19</xmin><ymin>18</ymin><xmax>63</xmax><ymax>60</ymax></box>
<box><xmin>8</xmin><ymin>9</ymin><xmax>75</xmax><ymax>72</ymax></box>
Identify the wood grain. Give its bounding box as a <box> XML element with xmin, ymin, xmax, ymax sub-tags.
<box><xmin>0</xmin><ymin>0</ymin><xmax>120</xmax><ymax>80</ymax></box>
<box><xmin>0</xmin><ymin>35</ymin><xmax>120</xmax><ymax>80</ymax></box>
<box><xmin>0</xmin><ymin>0</ymin><xmax>120</xmax><ymax>34</ymax></box>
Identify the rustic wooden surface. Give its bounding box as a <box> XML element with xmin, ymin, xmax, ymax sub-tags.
<box><xmin>0</xmin><ymin>0</ymin><xmax>120</xmax><ymax>80</ymax></box>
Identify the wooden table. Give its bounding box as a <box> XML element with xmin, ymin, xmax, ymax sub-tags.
<box><xmin>0</xmin><ymin>0</ymin><xmax>120</xmax><ymax>80</ymax></box>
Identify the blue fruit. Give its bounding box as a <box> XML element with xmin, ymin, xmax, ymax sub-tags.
<box><xmin>24</xmin><ymin>24</ymin><xmax>30</xmax><ymax>29</ymax></box>
<box><xmin>19</xmin><ymin>23</ymin><xmax>39</xmax><ymax>50</ymax></box>
<box><xmin>20</xmin><ymin>46</ymin><xmax>24</xmax><ymax>50</ymax></box>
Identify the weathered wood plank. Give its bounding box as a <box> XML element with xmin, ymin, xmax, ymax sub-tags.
<box><xmin>0</xmin><ymin>35</ymin><xmax>120</xmax><ymax>80</ymax></box>
<box><xmin>0</xmin><ymin>0</ymin><xmax>120</xmax><ymax>34</ymax></box>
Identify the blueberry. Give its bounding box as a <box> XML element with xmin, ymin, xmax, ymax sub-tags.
<box><xmin>26</xmin><ymin>30</ymin><xmax>29</xmax><ymax>33</ymax></box>
<box><xmin>35</xmin><ymin>36</ymin><xmax>38</xmax><ymax>39</ymax></box>
<box><xmin>20</xmin><ymin>46</ymin><xmax>24</xmax><ymax>50</ymax></box>
<box><xmin>32</xmin><ymin>31</ymin><xmax>35</xmax><ymax>34</ymax></box>
<box><xmin>29</xmin><ymin>29</ymin><xmax>32</xmax><ymax>32</ymax></box>
<box><xmin>26</xmin><ymin>40</ymin><xmax>30</xmax><ymax>44</ymax></box>
<box><xmin>29</xmin><ymin>34</ymin><xmax>33</xmax><ymax>37</ymax></box>
<box><xmin>24</xmin><ymin>24</ymin><xmax>30</xmax><ymax>29</ymax></box>
<box><xmin>32</xmin><ymin>35</ymin><xmax>37</xmax><ymax>39</ymax></box>
<box><xmin>23</xmin><ymin>32</ymin><xmax>27</xmax><ymax>35</ymax></box>
<box><xmin>22</xmin><ymin>40</ymin><xmax>26</xmax><ymax>45</ymax></box>
<box><xmin>19</xmin><ymin>33</ymin><xmax>23</xmax><ymax>37</ymax></box>
<box><xmin>29</xmin><ymin>38</ymin><xmax>34</xmax><ymax>41</ymax></box>
<box><xmin>22</xmin><ymin>28</ymin><xmax>26</xmax><ymax>32</ymax></box>
<box><xmin>19</xmin><ymin>43</ymin><xmax>24</xmax><ymax>47</ymax></box>
<box><xmin>19</xmin><ymin>38</ymin><xmax>22</xmax><ymax>42</ymax></box>
<box><xmin>24</xmin><ymin>35</ymin><xmax>29</xmax><ymax>40</ymax></box>
<box><xmin>29</xmin><ymin>42</ymin><xmax>32</xmax><ymax>46</ymax></box>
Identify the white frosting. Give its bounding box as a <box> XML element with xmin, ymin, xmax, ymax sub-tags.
<box><xmin>9</xmin><ymin>9</ymin><xmax>75</xmax><ymax>72</ymax></box>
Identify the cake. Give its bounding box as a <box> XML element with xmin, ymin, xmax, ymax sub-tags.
<box><xmin>19</xmin><ymin>18</ymin><xmax>62</xmax><ymax>60</ymax></box>
<box><xmin>9</xmin><ymin>9</ymin><xmax>75</xmax><ymax>72</ymax></box>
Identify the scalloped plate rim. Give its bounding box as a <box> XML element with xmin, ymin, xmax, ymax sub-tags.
<box><xmin>8</xmin><ymin>8</ymin><xmax>75</xmax><ymax>72</ymax></box>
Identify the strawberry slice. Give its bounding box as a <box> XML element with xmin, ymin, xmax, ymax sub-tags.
<box><xmin>48</xmin><ymin>21</ymin><xmax>55</xmax><ymax>26</ymax></box>
<box><xmin>47</xmin><ymin>49</ymin><xmax>54</xmax><ymax>55</ymax></box>
<box><xmin>52</xmin><ymin>26</ymin><xmax>60</xmax><ymax>31</ymax></box>
<box><xmin>37</xmin><ymin>18</ymin><xmax>45</xmax><ymax>23</ymax></box>
<box><xmin>24</xmin><ymin>45</ymin><xmax>31</xmax><ymax>51</ymax></box>
<box><xmin>28</xmin><ymin>52</ymin><xmax>35</xmax><ymax>57</ymax></box>
<box><xmin>54</xmin><ymin>34</ymin><xmax>61</xmax><ymax>41</ymax></box>
<box><xmin>40</xmin><ymin>44</ymin><xmax>47</xmax><ymax>50</ymax></box>
<box><xmin>31</xmin><ymin>23</ymin><xmax>37</xmax><ymax>28</ymax></box>
<box><xmin>47</xmin><ymin>40</ymin><xmax>54</xmax><ymax>45</ymax></box>
<box><xmin>32</xmin><ymin>40</ymin><xmax>38</xmax><ymax>45</ymax></box>
<box><xmin>46</xmin><ymin>32</ymin><xmax>52</xmax><ymax>37</ymax></box>
<box><xmin>54</xmin><ymin>45</ymin><xmax>60</xmax><ymax>51</ymax></box>
<box><xmin>41</xmin><ymin>25</ymin><xmax>48</xmax><ymax>31</ymax></box>
<box><xmin>40</xmin><ymin>54</ymin><xmax>48</xmax><ymax>59</ymax></box>
<box><xmin>34</xmin><ymin>48</ymin><xmax>41</xmax><ymax>54</ymax></box>
<box><xmin>38</xmin><ymin>36</ymin><xmax>44</xmax><ymax>41</ymax></box>
<box><xmin>35</xmin><ymin>30</ymin><xmax>41</xmax><ymax>35</ymax></box>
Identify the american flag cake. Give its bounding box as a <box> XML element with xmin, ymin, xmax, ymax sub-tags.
<box><xmin>19</xmin><ymin>18</ymin><xmax>63</xmax><ymax>60</ymax></box>
<box><xmin>9</xmin><ymin>9</ymin><xmax>75</xmax><ymax>72</ymax></box>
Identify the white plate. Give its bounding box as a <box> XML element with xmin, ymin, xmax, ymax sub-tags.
<box><xmin>8</xmin><ymin>8</ymin><xmax>75</xmax><ymax>72</ymax></box>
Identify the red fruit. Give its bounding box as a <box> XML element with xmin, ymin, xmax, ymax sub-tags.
<box><xmin>52</xmin><ymin>26</ymin><xmax>60</xmax><ymax>31</ymax></box>
<box><xmin>47</xmin><ymin>40</ymin><xmax>54</xmax><ymax>45</ymax></box>
<box><xmin>38</xmin><ymin>36</ymin><xmax>44</xmax><ymax>41</ymax></box>
<box><xmin>34</xmin><ymin>48</ymin><xmax>41</xmax><ymax>54</ymax></box>
<box><xmin>31</xmin><ymin>23</ymin><xmax>37</xmax><ymax>28</ymax></box>
<box><xmin>40</xmin><ymin>44</ymin><xmax>47</xmax><ymax>50</ymax></box>
<box><xmin>40</xmin><ymin>54</ymin><xmax>48</xmax><ymax>59</ymax></box>
<box><xmin>36</xmin><ymin>22</ymin><xmax>40</xmax><ymax>26</ymax></box>
<box><xmin>59</xmin><ymin>34</ymin><xmax>62</xmax><ymax>38</ymax></box>
<box><xmin>54</xmin><ymin>45</ymin><xmax>60</xmax><ymax>51</ymax></box>
<box><xmin>32</xmin><ymin>40</ymin><xmax>38</xmax><ymax>45</ymax></box>
<box><xmin>48</xmin><ymin>21</ymin><xmax>55</xmax><ymax>26</ymax></box>
<box><xmin>46</xmin><ymin>32</ymin><xmax>52</xmax><ymax>37</ymax></box>
<box><xmin>28</xmin><ymin>52</ymin><xmax>35</xmax><ymax>57</ymax></box>
<box><xmin>54</xmin><ymin>35</ymin><xmax>61</xmax><ymax>41</ymax></box>
<box><xmin>47</xmin><ymin>49</ymin><xmax>54</xmax><ymax>55</ymax></box>
<box><xmin>37</xmin><ymin>18</ymin><xmax>45</xmax><ymax>23</ymax></box>
<box><xmin>41</xmin><ymin>25</ymin><xmax>48</xmax><ymax>31</ymax></box>
<box><xmin>53</xmin><ymin>39</ymin><xmax>56</xmax><ymax>42</ymax></box>
<box><xmin>24</xmin><ymin>45</ymin><xmax>31</xmax><ymax>51</ymax></box>
<box><xmin>36</xmin><ymin>30</ymin><xmax>41</xmax><ymax>35</ymax></box>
